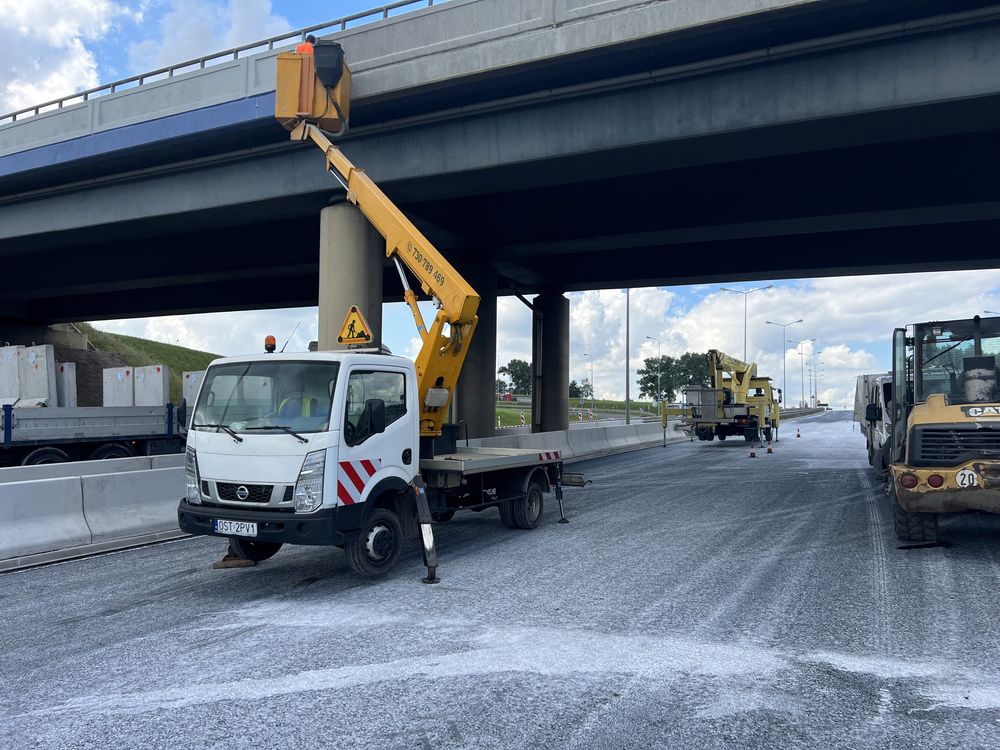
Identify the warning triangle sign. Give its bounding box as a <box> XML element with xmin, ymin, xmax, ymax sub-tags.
<box><xmin>337</xmin><ymin>305</ymin><xmax>372</xmax><ymax>345</ymax></box>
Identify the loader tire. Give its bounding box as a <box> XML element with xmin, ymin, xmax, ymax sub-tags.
<box><xmin>892</xmin><ymin>496</ymin><xmax>938</xmax><ymax>544</ymax></box>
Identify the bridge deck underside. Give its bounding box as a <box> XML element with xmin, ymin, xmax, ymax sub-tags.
<box><xmin>3</xmin><ymin>3</ymin><xmax>1000</xmax><ymax>321</ymax></box>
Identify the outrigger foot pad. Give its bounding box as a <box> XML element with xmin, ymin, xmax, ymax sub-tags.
<box><xmin>212</xmin><ymin>554</ymin><xmax>255</xmax><ymax>569</ymax></box>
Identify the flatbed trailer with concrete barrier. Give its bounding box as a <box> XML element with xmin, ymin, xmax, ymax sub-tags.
<box><xmin>0</xmin><ymin>403</ymin><xmax>185</xmax><ymax>466</ymax></box>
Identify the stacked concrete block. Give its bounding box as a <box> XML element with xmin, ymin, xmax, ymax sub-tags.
<box><xmin>103</xmin><ymin>367</ymin><xmax>134</xmax><ymax>407</ymax></box>
<box><xmin>0</xmin><ymin>345</ymin><xmax>22</xmax><ymax>405</ymax></box>
<box><xmin>17</xmin><ymin>345</ymin><xmax>58</xmax><ymax>406</ymax></box>
<box><xmin>182</xmin><ymin>371</ymin><xmax>205</xmax><ymax>407</ymax></box>
<box><xmin>56</xmin><ymin>363</ymin><xmax>78</xmax><ymax>408</ymax></box>
<box><xmin>135</xmin><ymin>365</ymin><xmax>170</xmax><ymax>407</ymax></box>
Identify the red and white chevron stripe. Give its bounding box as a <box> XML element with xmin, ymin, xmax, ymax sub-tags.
<box><xmin>336</xmin><ymin>458</ymin><xmax>381</xmax><ymax>506</ymax></box>
<box><xmin>538</xmin><ymin>451</ymin><xmax>560</xmax><ymax>461</ymax></box>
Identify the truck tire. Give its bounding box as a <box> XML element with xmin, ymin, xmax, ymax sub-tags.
<box><xmin>21</xmin><ymin>447</ymin><xmax>70</xmax><ymax>465</ymax></box>
<box><xmin>344</xmin><ymin>508</ymin><xmax>403</xmax><ymax>577</ymax></box>
<box><xmin>763</xmin><ymin>427</ymin><xmax>773</xmax><ymax>443</ymax></box>
<box><xmin>89</xmin><ymin>442</ymin><xmax>136</xmax><ymax>461</ymax></box>
<box><xmin>229</xmin><ymin>539</ymin><xmax>283</xmax><ymax>562</ymax></box>
<box><xmin>511</xmin><ymin>481</ymin><xmax>545</xmax><ymax>530</ymax></box>
<box><xmin>717</xmin><ymin>434</ymin><xmax>727</xmax><ymax>441</ymax></box>
<box><xmin>498</xmin><ymin>500</ymin><xmax>517</xmax><ymax>528</ymax></box>
<box><xmin>891</xmin><ymin>490</ymin><xmax>938</xmax><ymax>544</ymax></box>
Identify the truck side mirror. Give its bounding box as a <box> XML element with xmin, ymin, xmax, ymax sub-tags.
<box><xmin>366</xmin><ymin>398</ymin><xmax>386</xmax><ymax>434</ymax></box>
<box><xmin>865</xmin><ymin>403</ymin><xmax>881</xmax><ymax>423</ymax></box>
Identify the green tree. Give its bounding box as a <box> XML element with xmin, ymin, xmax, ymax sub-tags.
<box><xmin>499</xmin><ymin>358</ymin><xmax>532</xmax><ymax>395</ymax></box>
<box><xmin>568</xmin><ymin>380</ymin><xmax>582</xmax><ymax>398</ymax></box>
<box><xmin>580</xmin><ymin>378</ymin><xmax>594</xmax><ymax>400</ymax></box>
<box><xmin>676</xmin><ymin>352</ymin><xmax>710</xmax><ymax>390</ymax></box>
<box><xmin>496</xmin><ymin>378</ymin><xmax>509</xmax><ymax>397</ymax></box>
<box><xmin>637</xmin><ymin>355</ymin><xmax>676</xmax><ymax>401</ymax></box>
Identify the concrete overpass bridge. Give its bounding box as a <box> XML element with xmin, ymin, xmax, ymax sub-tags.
<box><xmin>3</xmin><ymin>0</ymin><xmax>1000</xmax><ymax>434</ymax></box>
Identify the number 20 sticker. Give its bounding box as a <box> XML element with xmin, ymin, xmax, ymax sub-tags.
<box><xmin>956</xmin><ymin>469</ymin><xmax>980</xmax><ymax>488</ymax></box>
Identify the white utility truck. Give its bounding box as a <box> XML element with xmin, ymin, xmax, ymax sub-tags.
<box><xmin>177</xmin><ymin>42</ymin><xmax>567</xmax><ymax>579</ymax></box>
<box><xmin>854</xmin><ymin>372</ymin><xmax>892</xmax><ymax>471</ymax></box>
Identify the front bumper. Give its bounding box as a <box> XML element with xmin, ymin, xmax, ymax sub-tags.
<box><xmin>892</xmin><ymin>462</ymin><xmax>1000</xmax><ymax>513</ymax></box>
<box><xmin>178</xmin><ymin>500</ymin><xmax>345</xmax><ymax>546</ymax></box>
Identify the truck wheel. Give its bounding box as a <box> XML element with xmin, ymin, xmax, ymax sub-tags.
<box><xmin>89</xmin><ymin>442</ymin><xmax>136</xmax><ymax>461</ymax></box>
<box><xmin>891</xmin><ymin>492</ymin><xmax>938</xmax><ymax>544</ymax></box>
<box><xmin>764</xmin><ymin>427</ymin><xmax>773</xmax><ymax>443</ymax></box>
<box><xmin>344</xmin><ymin>508</ymin><xmax>403</xmax><ymax>577</ymax></box>
<box><xmin>230</xmin><ymin>539</ymin><xmax>283</xmax><ymax>562</ymax></box>
<box><xmin>511</xmin><ymin>481</ymin><xmax>545</xmax><ymax>530</ymax></box>
<box><xmin>21</xmin><ymin>447</ymin><xmax>70</xmax><ymax>465</ymax></box>
<box><xmin>717</xmin><ymin>434</ymin><xmax>727</xmax><ymax>441</ymax></box>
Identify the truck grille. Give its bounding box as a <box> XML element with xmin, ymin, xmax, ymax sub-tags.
<box><xmin>912</xmin><ymin>425</ymin><xmax>1000</xmax><ymax>467</ymax></box>
<box><xmin>217</xmin><ymin>483</ymin><xmax>272</xmax><ymax>503</ymax></box>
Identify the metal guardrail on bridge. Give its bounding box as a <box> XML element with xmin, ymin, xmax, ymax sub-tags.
<box><xmin>0</xmin><ymin>0</ymin><xmax>443</xmax><ymax>125</ymax></box>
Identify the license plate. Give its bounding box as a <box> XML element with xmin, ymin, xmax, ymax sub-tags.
<box><xmin>214</xmin><ymin>519</ymin><xmax>258</xmax><ymax>537</ymax></box>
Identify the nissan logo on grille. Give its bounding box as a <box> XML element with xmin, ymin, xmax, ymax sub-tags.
<box><xmin>235</xmin><ymin>485</ymin><xmax>250</xmax><ymax>500</ymax></box>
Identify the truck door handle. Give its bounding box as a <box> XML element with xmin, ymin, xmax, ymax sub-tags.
<box><xmin>402</xmin><ymin>448</ymin><xmax>412</xmax><ymax>465</ymax></box>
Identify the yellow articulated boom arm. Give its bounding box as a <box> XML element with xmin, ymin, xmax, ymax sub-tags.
<box><xmin>275</xmin><ymin>44</ymin><xmax>480</xmax><ymax>437</ymax></box>
<box><xmin>707</xmin><ymin>349</ymin><xmax>757</xmax><ymax>402</ymax></box>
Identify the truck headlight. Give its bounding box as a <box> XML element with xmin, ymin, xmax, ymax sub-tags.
<box><xmin>294</xmin><ymin>449</ymin><xmax>326</xmax><ymax>513</ymax></box>
<box><xmin>185</xmin><ymin>447</ymin><xmax>201</xmax><ymax>504</ymax></box>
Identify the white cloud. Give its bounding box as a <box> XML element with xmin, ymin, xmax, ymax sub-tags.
<box><xmin>0</xmin><ymin>0</ymin><xmax>138</xmax><ymax>112</ymax></box>
<box><xmin>128</xmin><ymin>0</ymin><xmax>291</xmax><ymax>71</ymax></box>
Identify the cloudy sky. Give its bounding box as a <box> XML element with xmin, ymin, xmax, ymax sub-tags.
<box><xmin>4</xmin><ymin>1</ymin><xmax>1000</xmax><ymax>410</ymax></box>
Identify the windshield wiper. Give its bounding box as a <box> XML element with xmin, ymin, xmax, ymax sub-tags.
<box><xmin>193</xmin><ymin>423</ymin><xmax>244</xmax><ymax>443</ymax></box>
<box><xmin>243</xmin><ymin>425</ymin><xmax>309</xmax><ymax>444</ymax></box>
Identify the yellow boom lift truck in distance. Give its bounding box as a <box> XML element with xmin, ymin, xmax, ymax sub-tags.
<box><xmin>177</xmin><ymin>42</ymin><xmax>566</xmax><ymax>580</ymax></box>
<box><xmin>886</xmin><ymin>315</ymin><xmax>1000</xmax><ymax>543</ymax></box>
<box><xmin>662</xmin><ymin>349</ymin><xmax>780</xmax><ymax>443</ymax></box>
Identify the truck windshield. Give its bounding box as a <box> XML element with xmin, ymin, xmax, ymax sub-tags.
<box><xmin>915</xmin><ymin>318</ymin><xmax>1000</xmax><ymax>404</ymax></box>
<box><xmin>192</xmin><ymin>361</ymin><xmax>340</xmax><ymax>435</ymax></box>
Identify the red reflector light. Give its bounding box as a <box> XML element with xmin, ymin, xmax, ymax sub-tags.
<box><xmin>928</xmin><ymin>474</ymin><xmax>944</xmax><ymax>488</ymax></box>
<box><xmin>899</xmin><ymin>473</ymin><xmax>919</xmax><ymax>489</ymax></box>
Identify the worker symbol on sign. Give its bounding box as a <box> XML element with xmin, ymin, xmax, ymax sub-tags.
<box><xmin>337</xmin><ymin>306</ymin><xmax>373</xmax><ymax>345</ymax></box>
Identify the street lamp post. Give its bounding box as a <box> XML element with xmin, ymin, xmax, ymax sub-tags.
<box><xmin>766</xmin><ymin>319</ymin><xmax>803</xmax><ymax>407</ymax></box>
<box><xmin>583</xmin><ymin>353</ymin><xmax>595</xmax><ymax>415</ymax></box>
<box><xmin>645</xmin><ymin>336</ymin><xmax>661</xmax><ymax>404</ymax></box>
<box><xmin>721</xmin><ymin>285</ymin><xmax>774</xmax><ymax>361</ymax></box>
<box><xmin>788</xmin><ymin>338</ymin><xmax>816</xmax><ymax>408</ymax></box>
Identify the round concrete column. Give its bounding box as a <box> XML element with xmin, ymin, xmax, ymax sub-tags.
<box><xmin>318</xmin><ymin>202</ymin><xmax>383</xmax><ymax>350</ymax></box>
<box><xmin>454</xmin><ymin>264</ymin><xmax>497</xmax><ymax>438</ymax></box>
<box><xmin>536</xmin><ymin>292</ymin><xmax>570</xmax><ymax>432</ymax></box>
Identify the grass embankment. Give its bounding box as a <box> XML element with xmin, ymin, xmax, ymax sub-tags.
<box><xmin>78</xmin><ymin>323</ymin><xmax>218</xmax><ymax>404</ymax></box>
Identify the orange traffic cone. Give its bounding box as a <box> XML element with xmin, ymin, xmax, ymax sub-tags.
<box><xmin>796</xmin><ymin>429</ymin><xmax>801</xmax><ymax>438</ymax></box>
<box><xmin>767</xmin><ymin>442</ymin><xmax>774</xmax><ymax>454</ymax></box>
<box><xmin>749</xmin><ymin>447</ymin><xmax>757</xmax><ymax>458</ymax></box>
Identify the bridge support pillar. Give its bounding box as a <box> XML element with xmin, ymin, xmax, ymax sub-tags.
<box><xmin>318</xmin><ymin>202</ymin><xmax>383</xmax><ymax>351</ymax></box>
<box><xmin>532</xmin><ymin>292</ymin><xmax>569</xmax><ymax>433</ymax></box>
<box><xmin>454</xmin><ymin>265</ymin><xmax>496</xmax><ymax>439</ymax></box>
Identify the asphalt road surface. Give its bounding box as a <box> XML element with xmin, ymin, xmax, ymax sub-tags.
<box><xmin>4</xmin><ymin>411</ymin><xmax>1000</xmax><ymax>749</ymax></box>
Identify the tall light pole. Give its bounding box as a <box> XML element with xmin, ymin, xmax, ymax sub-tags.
<box><xmin>645</xmin><ymin>335</ymin><xmax>661</xmax><ymax>404</ymax></box>
<box><xmin>583</xmin><ymin>353</ymin><xmax>595</xmax><ymax>413</ymax></box>
<box><xmin>789</xmin><ymin>338</ymin><xmax>816</xmax><ymax>408</ymax></box>
<box><xmin>721</xmin><ymin>284</ymin><xmax>774</xmax><ymax>361</ymax></box>
<box><xmin>766</xmin><ymin>319</ymin><xmax>803</xmax><ymax>406</ymax></box>
<box><xmin>625</xmin><ymin>288</ymin><xmax>631</xmax><ymax>425</ymax></box>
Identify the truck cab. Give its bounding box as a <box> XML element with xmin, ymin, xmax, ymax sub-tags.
<box><xmin>179</xmin><ymin>351</ymin><xmax>421</xmax><ymax>573</ymax></box>
<box><xmin>854</xmin><ymin>372</ymin><xmax>892</xmax><ymax>470</ymax></box>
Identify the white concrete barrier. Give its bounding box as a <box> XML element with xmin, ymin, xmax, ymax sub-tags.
<box><xmin>0</xmin><ymin>455</ymin><xmax>154</xmax><ymax>484</ymax></box>
<box><xmin>0</xmin><ymin>478</ymin><xmax>90</xmax><ymax>560</ymax></box>
<box><xmin>81</xmin><ymin>468</ymin><xmax>183</xmax><ymax>543</ymax></box>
